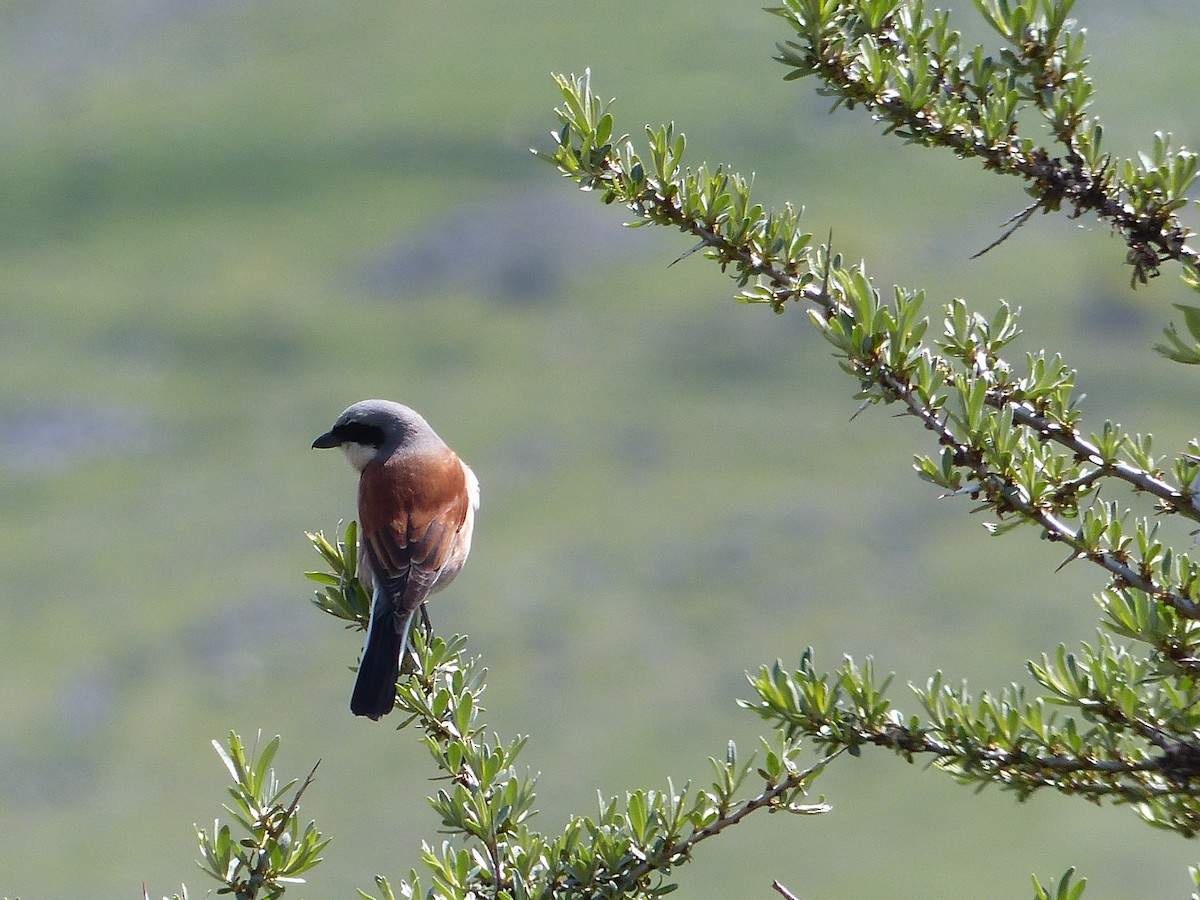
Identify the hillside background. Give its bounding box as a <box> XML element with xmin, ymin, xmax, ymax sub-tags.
<box><xmin>2</xmin><ymin>2</ymin><xmax>1199</xmax><ymax>897</ymax></box>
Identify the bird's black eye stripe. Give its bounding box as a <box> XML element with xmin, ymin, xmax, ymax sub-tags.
<box><xmin>334</xmin><ymin>421</ymin><xmax>386</xmax><ymax>447</ymax></box>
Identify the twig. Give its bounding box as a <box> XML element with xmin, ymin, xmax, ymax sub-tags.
<box><xmin>277</xmin><ymin>758</ymin><xmax>321</xmax><ymax>831</ymax></box>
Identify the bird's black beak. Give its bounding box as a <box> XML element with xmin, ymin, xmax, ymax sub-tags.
<box><xmin>312</xmin><ymin>431</ymin><xmax>340</xmax><ymax>449</ymax></box>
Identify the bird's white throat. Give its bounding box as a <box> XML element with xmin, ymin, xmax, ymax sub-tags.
<box><xmin>340</xmin><ymin>441</ymin><xmax>377</xmax><ymax>472</ymax></box>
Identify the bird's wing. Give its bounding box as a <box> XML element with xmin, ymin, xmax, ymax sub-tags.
<box><xmin>357</xmin><ymin>448</ymin><xmax>472</xmax><ymax>616</ymax></box>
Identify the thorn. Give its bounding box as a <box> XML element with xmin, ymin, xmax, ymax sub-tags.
<box><xmin>669</xmin><ymin>238</ymin><xmax>711</xmax><ymax>267</ymax></box>
<box><xmin>1055</xmin><ymin>551</ymin><xmax>1084</xmax><ymax>573</ymax></box>
<box><xmin>773</xmin><ymin>881</ymin><xmax>802</xmax><ymax>900</ymax></box>
<box><xmin>849</xmin><ymin>398</ymin><xmax>872</xmax><ymax>421</ymax></box>
<box><xmin>971</xmin><ymin>199</ymin><xmax>1042</xmax><ymax>259</ymax></box>
<box><xmin>939</xmin><ymin>481</ymin><xmax>980</xmax><ymax>499</ymax></box>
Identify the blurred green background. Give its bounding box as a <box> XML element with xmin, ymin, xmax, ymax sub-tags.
<box><xmin>2</xmin><ymin>1</ymin><xmax>1199</xmax><ymax>897</ymax></box>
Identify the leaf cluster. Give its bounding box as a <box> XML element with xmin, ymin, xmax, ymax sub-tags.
<box><xmin>182</xmin><ymin>733</ymin><xmax>327</xmax><ymax>900</ymax></box>
<box><xmin>306</xmin><ymin>522</ymin><xmax>372</xmax><ymax>629</ymax></box>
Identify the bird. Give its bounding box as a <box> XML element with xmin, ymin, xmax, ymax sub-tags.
<box><xmin>313</xmin><ymin>399</ymin><xmax>479</xmax><ymax>719</ymax></box>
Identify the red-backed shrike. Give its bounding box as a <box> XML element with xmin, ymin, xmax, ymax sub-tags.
<box><xmin>313</xmin><ymin>399</ymin><xmax>479</xmax><ymax>720</ymax></box>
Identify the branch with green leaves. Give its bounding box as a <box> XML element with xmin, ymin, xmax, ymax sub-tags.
<box><xmin>304</xmin><ymin>527</ymin><xmax>839</xmax><ymax>900</ymax></box>
<box><xmin>745</xmin><ymin>648</ymin><xmax>1200</xmax><ymax>818</ymax></box>
<box><xmin>770</xmin><ymin>0</ymin><xmax>1197</xmax><ymax>286</ymax></box>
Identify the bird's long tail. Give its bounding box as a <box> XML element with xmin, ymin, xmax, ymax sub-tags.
<box><xmin>350</xmin><ymin>586</ymin><xmax>418</xmax><ymax>720</ymax></box>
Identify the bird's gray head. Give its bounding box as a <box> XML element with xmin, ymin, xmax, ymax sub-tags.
<box><xmin>312</xmin><ymin>399</ymin><xmax>439</xmax><ymax>472</ymax></box>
